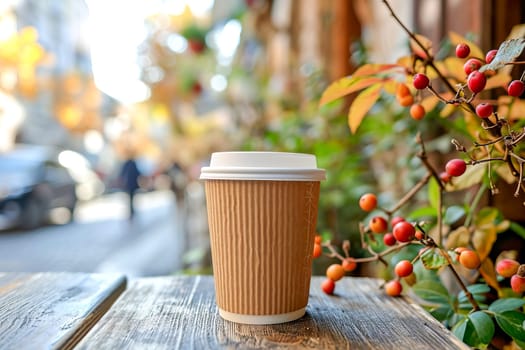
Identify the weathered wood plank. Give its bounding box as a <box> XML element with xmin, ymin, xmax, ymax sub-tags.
<box><xmin>77</xmin><ymin>276</ymin><xmax>468</xmax><ymax>349</ymax></box>
<box><xmin>0</xmin><ymin>272</ymin><xmax>126</xmax><ymax>350</ymax></box>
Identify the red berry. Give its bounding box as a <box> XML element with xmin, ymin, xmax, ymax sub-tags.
<box><xmin>455</xmin><ymin>43</ymin><xmax>470</xmax><ymax>58</ymax></box>
<box><xmin>463</xmin><ymin>58</ymin><xmax>483</xmax><ymax>75</ymax></box>
<box><xmin>383</xmin><ymin>233</ymin><xmax>396</xmax><ymax>246</ymax></box>
<box><xmin>410</xmin><ymin>104</ymin><xmax>426</xmax><ymax>120</ymax></box>
<box><xmin>475</xmin><ymin>103</ymin><xmax>493</xmax><ymax>118</ymax></box>
<box><xmin>445</xmin><ymin>159</ymin><xmax>467</xmax><ymax>177</ymax></box>
<box><xmin>511</xmin><ymin>274</ymin><xmax>525</xmax><ymax>293</ymax></box>
<box><xmin>342</xmin><ymin>258</ymin><xmax>357</xmax><ymax>272</ymax></box>
<box><xmin>326</xmin><ymin>264</ymin><xmax>345</xmax><ymax>281</ymax></box>
<box><xmin>507</xmin><ymin>80</ymin><xmax>525</xmax><ymax>97</ymax></box>
<box><xmin>496</xmin><ymin>259</ymin><xmax>520</xmax><ymax>278</ymax></box>
<box><xmin>485</xmin><ymin>49</ymin><xmax>497</xmax><ymax>64</ymax></box>
<box><xmin>390</xmin><ymin>216</ymin><xmax>405</xmax><ymax>227</ymax></box>
<box><xmin>312</xmin><ymin>243</ymin><xmax>322</xmax><ymax>258</ymax></box>
<box><xmin>395</xmin><ymin>260</ymin><xmax>414</xmax><ymax>278</ymax></box>
<box><xmin>459</xmin><ymin>250</ymin><xmax>481</xmax><ymax>269</ymax></box>
<box><xmin>413</xmin><ymin>73</ymin><xmax>430</xmax><ymax>90</ymax></box>
<box><xmin>385</xmin><ymin>280</ymin><xmax>403</xmax><ymax>296</ymax></box>
<box><xmin>314</xmin><ymin>235</ymin><xmax>322</xmax><ymax>244</ymax></box>
<box><xmin>321</xmin><ymin>278</ymin><xmax>336</xmax><ymax>295</ymax></box>
<box><xmin>369</xmin><ymin>216</ymin><xmax>388</xmax><ymax>234</ymax></box>
<box><xmin>359</xmin><ymin>193</ymin><xmax>377</xmax><ymax>212</ymax></box>
<box><xmin>467</xmin><ymin>71</ymin><xmax>487</xmax><ymax>93</ymax></box>
<box><xmin>392</xmin><ymin>221</ymin><xmax>415</xmax><ymax>242</ymax></box>
<box><xmin>415</xmin><ymin>230</ymin><xmax>424</xmax><ymax>240</ymax></box>
<box><xmin>439</xmin><ymin>171</ymin><xmax>452</xmax><ymax>183</ymax></box>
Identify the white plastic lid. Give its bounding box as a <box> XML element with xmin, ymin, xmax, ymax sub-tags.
<box><xmin>199</xmin><ymin>152</ymin><xmax>326</xmax><ymax>181</ymax></box>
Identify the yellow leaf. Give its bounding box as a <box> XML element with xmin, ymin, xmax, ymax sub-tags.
<box><xmin>442</xmin><ymin>57</ymin><xmax>467</xmax><ymax>82</ymax></box>
<box><xmin>449</xmin><ymin>163</ymin><xmax>487</xmax><ymax>191</ymax></box>
<box><xmin>396</xmin><ymin>56</ymin><xmax>414</xmax><ymax>69</ymax></box>
<box><xmin>485</xmin><ymin>72</ymin><xmax>512</xmax><ymax>90</ymax></box>
<box><xmin>420</xmin><ymin>95</ymin><xmax>440</xmax><ymax>112</ymax></box>
<box><xmin>382</xmin><ymin>79</ymin><xmax>397</xmax><ymax>94</ymax></box>
<box><xmin>410</xmin><ymin>34</ymin><xmax>433</xmax><ymax>59</ymax></box>
<box><xmin>445</xmin><ymin>226</ymin><xmax>470</xmax><ymax>250</ymax></box>
<box><xmin>473</xmin><ymin>226</ymin><xmax>497</xmax><ymax>261</ymax></box>
<box><xmin>497</xmin><ymin>96</ymin><xmax>525</xmax><ymax>119</ymax></box>
<box><xmin>479</xmin><ymin>258</ymin><xmax>501</xmax><ymax>293</ymax></box>
<box><xmin>448</xmin><ymin>31</ymin><xmax>484</xmax><ymax>60</ymax></box>
<box><xmin>440</xmin><ymin>103</ymin><xmax>457</xmax><ymax>118</ymax></box>
<box><xmin>348</xmin><ymin>84</ymin><xmax>382</xmax><ymax>134</ymax></box>
<box><xmin>495</xmin><ymin>164</ymin><xmax>517</xmax><ymax>184</ymax></box>
<box><xmin>320</xmin><ymin>76</ymin><xmax>383</xmax><ymax>106</ymax></box>
<box><xmin>352</xmin><ymin>63</ymin><xmax>402</xmax><ymax>77</ymax></box>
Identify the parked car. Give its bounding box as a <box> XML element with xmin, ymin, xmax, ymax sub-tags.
<box><xmin>0</xmin><ymin>144</ymin><xmax>104</xmax><ymax>230</ymax></box>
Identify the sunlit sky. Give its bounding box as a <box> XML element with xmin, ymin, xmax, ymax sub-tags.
<box><xmin>85</xmin><ymin>0</ymin><xmax>215</xmax><ymax>104</ymax></box>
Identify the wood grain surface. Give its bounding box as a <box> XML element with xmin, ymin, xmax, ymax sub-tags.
<box><xmin>0</xmin><ymin>272</ymin><xmax>126</xmax><ymax>350</ymax></box>
<box><xmin>77</xmin><ymin>275</ymin><xmax>469</xmax><ymax>349</ymax></box>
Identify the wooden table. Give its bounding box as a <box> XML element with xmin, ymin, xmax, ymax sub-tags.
<box><xmin>0</xmin><ymin>273</ymin><xmax>468</xmax><ymax>349</ymax></box>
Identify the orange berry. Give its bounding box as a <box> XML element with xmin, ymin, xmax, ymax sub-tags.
<box><xmin>321</xmin><ymin>278</ymin><xmax>336</xmax><ymax>295</ymax></box>
<box><xmin>385</xmin><ymin>280</ymin><xmax>403</xmax><ymax>296</ymax></box>
<box><xmin>414</xmin><ymin>230</ymin><xmax>424</xmax><ymax>240</ymax></box>
<box><xmin>326</xmin><ymin>264</ymin><xmax>345</xmax><ymax>281</ymax></box>
<box><xmin>369</xmin><ymin>216</ymin><xmax>388</xmax><ymax>234</ymax></box>
<box><xmin>394</xmin><ymin>260</ymin><xmax>413</xmax><ymax>278</ymax></box>
<box><xmin>314</xmin><ymin>235</ymin><xmax>322</xmax><ymax>244</ymax></box>
<box><xmin>410</xmin><ymin>104</ymin><xmax>426</xmax><ymax>120</ymax></box>
<box><xmin>459</xmin><ymin>250</ymin><xmax>481</xmax><ymax>269</ymax></box>
<box><xmin>396</xmin><ymin>83</ymin><xmax>410</xmax><ymax>98</ymax></box>
<box><xmin>495</xmin><ymin>259</ymin><xmax>520</xmax><ymax>278</ymax></box>
<box><xmin>398</xmin><ymin>94</ymin><xmax>414</xmax><ymax>107</ymax></box>
<box><xmin>359</xmin><ymin>193</ymin><xmax>377</xmax><ymax>212</ymax></box>
<box><xmin>342</xmin><ymin>258</ymin><xmax>357</xmax><ymax>272</ymax></box>
<box><xmin>312</xmin><ymin>243</ymin><xmax>323</xmax><ymax>259</ymax></box>
<box><xmin>312</xmin><ymin>243</ymin><xmax>322</xmax><ymax>258</ymax></box>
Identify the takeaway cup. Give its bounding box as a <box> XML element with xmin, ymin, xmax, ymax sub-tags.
<box><xmin>200</xmin><ymin>152</ymin><xmax>325</xmax><ymax>324</ymax></box>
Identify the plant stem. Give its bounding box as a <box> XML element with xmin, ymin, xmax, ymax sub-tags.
<box><xmin>464</xmin><ymin>182</ymin><xmax>488</xmax><ymax>227</ymax></box>
<box><xmin>437</xmin><ymin>188</ymin><xmax>443</xmax><ymax>246</ymax></box>
<box><xmin>322</xmin><ymin>241</ymin><xmax>413</xmax><ymax>264</ymax></box>
<box><xmin>439</xmin><ymin>247</ymin><xmax>480</xmax><ymax>311</ymax></box>
<box><xmin>381</xmin><ymin>0</ymin><xmax>498</xmax><ymax>132</ymax></box>
<box><xmin>386</xmin><ymin>172</ymin><xmax>432</xmax><ymax>215</ymax></box>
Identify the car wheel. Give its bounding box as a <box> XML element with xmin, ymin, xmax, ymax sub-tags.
<box><xmin>20</xmin><ymin>197</ymin><xmax>45</xmax><ymax>230</ymax></box>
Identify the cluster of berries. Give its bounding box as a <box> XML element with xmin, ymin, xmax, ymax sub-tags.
<box><xmin>496</xmin><ymin>259</ymin><xmax>525</xmax><ymax>293</ymax></box>
<box><xmin>396</xmin><ymin>43</ymin><xmax>524</xmax><ymax>122</ymax></box>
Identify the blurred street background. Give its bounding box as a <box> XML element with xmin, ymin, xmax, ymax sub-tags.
<box><xmin>1</xmin><ymin>0</ymin><xmax>522</xmax><ymax>278</ymax></box>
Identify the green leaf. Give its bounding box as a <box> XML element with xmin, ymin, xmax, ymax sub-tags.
<box><xmin>427</xmin><ymin>177</ymin><xmax>440</xmax><ymax>209</ymax></box>
<box><xmin>458</xmin><ymin>284</ymin><xmax>490</xmax><ymax>305</ymax></box>
<box><xmin>421</xmin><ymin>247</ymin><xmax>449</xmax><ymax>270</ymax></box>
<box><xmin>407</xmin><ymin>206</ymin><xmax>437</xmax><ymax>220</ymax></box>
<box><xmin>469</xmin><ymin>311</ymin><xmax>495</xmax><ymax>346</ymax></box>
<box><xmin>480</xmin><ymin>38</ymin><xmax>525</xmax><ymax>73</ymax></box>
<box><xmin>430</xmin><ymin>305</ymin><xmax>453</xmax><ymax>322</ymax></box>
<box><xmin>452</xmin><ymin>317</ymin><xmax>468</xmax><ymax>341</ymax></box>
<box><xmin>495</xmin><ymin>310</ymin><xmax>525</xmax><ymax>341</ymax></box>
<box><xmin>490</xmin><ymin>298</ymin><xmax>525</xmax><ymax>313</ymax></box>
<box><xmin>510</xmin><ymin>222</ymin><xmax>525</xmax><ymax>240</ymax></box>
<box><xmin>412</xmin><ymin>279</ymin><xmax>451</xmax><ymax>305</ymax></box>
<box><xmin>348</xmin><ymin>83</ymin><xmax>383</xmax><ymax>134</ymax></box>
<box><xmin>444</xmin><ymin>206</ymin><xmax>466</xmax><ymax>225</ymax></box>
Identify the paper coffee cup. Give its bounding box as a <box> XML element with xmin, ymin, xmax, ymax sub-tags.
<box><xmin>200</xmin><ymin>152</ymin><xmax>325</xmax><ymax>324</ymax></box>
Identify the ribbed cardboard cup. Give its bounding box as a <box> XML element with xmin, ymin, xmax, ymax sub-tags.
<box><xmin>200</xmin><ymin>152</ymin><xmax>325</xmax><ymax>325</ymax></box>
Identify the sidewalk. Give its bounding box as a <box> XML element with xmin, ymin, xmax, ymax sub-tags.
<box><xmin>93</xmin><ymin>190</ymin><xmax>185</xmax><ymax>277</ymax></box>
